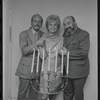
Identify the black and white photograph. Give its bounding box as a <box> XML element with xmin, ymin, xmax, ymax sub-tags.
<box><xmin>3</xmin><ymin>0</ymin><xmax>97</xmax><ymax>100</ymax></box>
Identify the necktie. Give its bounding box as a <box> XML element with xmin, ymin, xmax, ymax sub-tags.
<box><xmin>35</xmin><ymin>32</ymin><xmax>39</xmax><ymax>41</ymax></box>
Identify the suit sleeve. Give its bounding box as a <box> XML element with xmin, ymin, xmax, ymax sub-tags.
<box><xmin>68</xmin><ymin>32</ymin><xmax>90</xmax><ymax>60</ymax></box>
<box><xmin>19</xmin><ymin>32</ymin><xmax>38</xmax><ymax>55</ymax></box>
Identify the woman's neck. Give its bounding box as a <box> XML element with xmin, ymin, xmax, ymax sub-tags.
<box><xmin>46</xmin><ymin>32</ymin><xmax>60</xmax><ymax>40</ymax></box>
<box><xmin>48</xmin><ymin>31</ymin><xmax>58</xmax><ymax>36</ymax></box>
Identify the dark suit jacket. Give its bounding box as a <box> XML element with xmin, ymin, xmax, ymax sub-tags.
<box><xmin>15</xmin><ymin>27</ymin><xmax>44</xmax><ymax>79</ymax></box>
<box><xmin>63</xmin><ymin>27</ymin><xmax>90</xmax><ymax>78</ymax></box>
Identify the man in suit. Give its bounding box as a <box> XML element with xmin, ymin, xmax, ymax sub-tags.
<box><xmin>15</xmin><ymin>14</ymin><xmax>44</xmax><ymax>100</ymax></box>
<box><xmin>62</xmin><ymin>16</ymin><xmax>90</xmax><ymax>100</ymax></box>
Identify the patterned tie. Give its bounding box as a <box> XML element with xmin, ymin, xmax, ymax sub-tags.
<box><xmin>35</xmin><ymin>32</ymin><xmax>39</xmax><ymax>41</ymax></box>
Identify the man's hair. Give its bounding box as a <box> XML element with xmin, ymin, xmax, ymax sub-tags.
<box><xmin>31</xmin><ymin>14</ymin><xmax>43</xmax><ymax>23</ymax></box>
<box><xmin>70</xmin><ymin>16</ymin><xmax>76</xmax><ymax>22</ymax></box>
<box><xmin>64</xmin><ymin>16</ymin><xmax>76</xmax><ymax>23</ymax></box>
<box><xmin>45</xmin><ymin>14</ymin><xmax>61</xmax><ymax>30</ymax></box>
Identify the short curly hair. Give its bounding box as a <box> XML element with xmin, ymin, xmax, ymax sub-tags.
<box><xmin>45</xmin><ymin>14</ymin><xmax>61</xmax><ymax>31</ymax></box>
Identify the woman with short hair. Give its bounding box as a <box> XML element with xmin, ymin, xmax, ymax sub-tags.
<box><xmin>36</xmin><ymin>14</ymin><xmax>64</xmax><ymax>100</ymax></box>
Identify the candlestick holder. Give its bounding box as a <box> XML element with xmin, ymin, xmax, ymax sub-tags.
<box><xmin>30</xmin><ymin>71</ymin><xmax>68</xmax><ymax>95</ymax></box>
<box><xmin>30</xmin><ymin>49</ymin><xmax>69</xmax><ymax>100</ymax></box>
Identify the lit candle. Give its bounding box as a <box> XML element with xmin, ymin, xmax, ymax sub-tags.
<box><xmin>41</xmin><ymin>48</ymin><xmax>44</xmax><ymax>72</ymax></box>
<box><xmin>48</xmin><ymin>48</ymin><xmax>50</xmax><ymax>71</ymax></box>
<box><xmin>31</xmin><ymin>49</ymin><xmax>35</xmax><ymax>73</ymax></box>
<box><xmin>66</xmin><ymin>51</ymin><xmax>69</xmax><ymax>75</ymax></box>
<box><xmin>36</xmin><ymin>49</ymin><xmax>40</xmax><ymax>73</ymax></box>
<box><xmin>61</xmin><ymin>50</ymin><xmax>64</xmax><ymax>73</ymax></box>
<box><xmin>55</xmin><ymin>48</ymin><xmax>58</xmax><ymax>72</ymax></box>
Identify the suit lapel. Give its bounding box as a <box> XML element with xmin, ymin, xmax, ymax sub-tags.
<box><xmin>26</xmin><ymin>28</ymin><xmax>36</xmax><ymax>44</ymax></box>
<box><xmin>38</xmin><ymin>31</ymin><xmax>43</xmax><ymax>39</ymax></box>
<box><xmin>67</xmin><ymin>33</ymin><xmax>77</xmax><ymax>45</ymax></box>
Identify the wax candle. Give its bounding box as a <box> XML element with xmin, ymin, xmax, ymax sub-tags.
<box><xmin>48</xmin><ymin>48</ymin><xmax>50</xmax><ymax>71</ymax></box>
<box><xmin>47</xmin><ymin>98</ymin><xmax>49</xmax><ymax>100</ymax></box>
<box><xmin>61</xmin><ymin>50</ymin><xmax>64</xmax><ymax>74</ymax></box>
<box><xmin>55</xmin><ymin>48</ymin><xmax>58</xmax><ymax>72</ymax></box>
<box><xmin>41</xmin><ymin>48</ymin><xmax>44</xmax><ymax>72</ymax></box>
<box><xmin>36</xmin><ymin>49</ymin><xmax>40</xmax><ymax>73</ymax></box>
<box><xmin>31</xmin><ymin>49</ymin><xmax>35</xmax><ymax>73</ymax></box>
<box><xmin>66</xmin><ymin>51</ymin><xmax>69</xmax><ymax>75</ymax></box>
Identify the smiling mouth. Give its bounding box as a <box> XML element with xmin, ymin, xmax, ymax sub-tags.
<box><xmin>34</xmin><ymin>26</ymin><xmax>40</xmax><ymax>28</ymax></box>
<box><xmin>51</xmin><ymin>28</ymin><xmax>56</xmax><ymax>30</ymax></box>
<box><xmin>35</xmin><ymin>26</ymin><xmax>39</xmax><ymax>27</ymax></box>
<box><xmin>67</xmin><ymin>27</ymin><xmax>72</xmax><ymax>30</ymax></box>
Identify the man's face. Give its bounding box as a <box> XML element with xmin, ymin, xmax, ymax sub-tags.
<box><xmin>31</xmin><ymin>16</ymin><xmax>42</xmax><ymax>32</ymax></box>
<box><xmin>63</xmin><ymin>17</ymin><xmax>76</xmax><ymax>34</ymax></box>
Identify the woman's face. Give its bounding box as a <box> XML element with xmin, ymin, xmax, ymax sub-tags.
<box><xmin>48</xmin><ymin>21</ymin><xmax>58</xmax><ymax>33</ymax></box>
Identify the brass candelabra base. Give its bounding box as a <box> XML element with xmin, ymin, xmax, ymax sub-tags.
<box><xmin>30</xmin><ymin>71</ymin><xmax>69</xmax><ymax>95</ymax></box>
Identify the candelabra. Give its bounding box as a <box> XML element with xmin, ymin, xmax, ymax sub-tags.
<box><xmin>30</xmin><ymin>48</ymin><xmax>69</xmax><ymax>100</ymax></box>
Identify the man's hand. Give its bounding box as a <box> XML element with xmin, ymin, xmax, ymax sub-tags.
<box><xmin>58</xmin><ymin>47</ymin><xmax>67</xmax><ymax>56</ymax></box>
<box><xmin>62</xmin><ymin>47</ymin><xmax>68</xmax><ymax>55</ymax></box>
